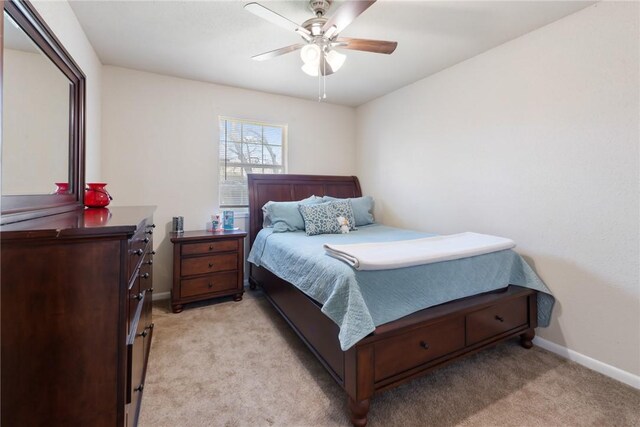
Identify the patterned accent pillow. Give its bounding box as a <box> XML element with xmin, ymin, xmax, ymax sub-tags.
<box><xmin>298</xmin><ymin>200</ymin><xmax>357</xmax><ymax>236</ymax></box>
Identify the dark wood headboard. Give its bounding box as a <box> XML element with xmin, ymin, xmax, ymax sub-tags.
<box><xmin>247</xmin><ymin>174</ymin><xmax>362</xmax><ymax>248</ymax></box>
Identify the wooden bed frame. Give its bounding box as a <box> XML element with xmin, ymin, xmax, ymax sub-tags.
<box><xmin>247</xmin><ymin>174</ymin><xmax>537</xmax><ymax>426</ymax></box>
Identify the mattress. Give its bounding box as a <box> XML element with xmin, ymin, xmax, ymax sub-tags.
<box><xmin>248</xmin><ymin>224</ymin><xmax>554</xmax><ymax>350</ymax></box>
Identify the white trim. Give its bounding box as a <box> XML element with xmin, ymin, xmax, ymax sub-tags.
<box><xmin>533</xmin><ymin>337</ymin><xmax>640</xmax><ymax>389</ymax></box>
<box><xmin>152</xmin><ymin>291</ymin><xmax>170</xmax><ymax>301</ymax></box>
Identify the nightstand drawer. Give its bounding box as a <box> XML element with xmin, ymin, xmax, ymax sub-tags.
<box><xmin>466</xmin><ymin>296</ymin><xmax>528</xmax><ymax>345</ymax></box>
<box><xmin>181</xmin><ymin>253</ymin><xmax>238</xmax><ymax>276</ymax></box>
<box><xmin>182</xmin><ymin>239</ymin><xmax>238</xmax><ymax>256</ymax></box>
<box><xmin>180</xmin><ymin>272</ymin><xmax>238</xmax><ymax>298</ymax></box>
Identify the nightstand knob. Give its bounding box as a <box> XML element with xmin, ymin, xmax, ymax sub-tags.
<box><xmin>134</xmin><ymin>384</ymin><xmax>144</xmax><ymax>392</ymax></box>
<box><xmin>208</xmin><ymin>262</ymin><xmax>214</xmax><ymax>268</ymax></box>
<box><xmin>495</xmin><ymin>315</ymin><xmax>505</xmax><ymax>322</ymax></box>
<box><xmin>209</xmin><ymin>245</ymin><xmax>213</xmax><ymax>250</ymax></box>
<box><xmin>208</xmin><ymin>282</ymin><xmax>213</xmax><ymax>288</ymax></box>
<box><xmin>419</xmin><ymin>341</ymin><xmax>430</xmax><ymax>350</ymax></box>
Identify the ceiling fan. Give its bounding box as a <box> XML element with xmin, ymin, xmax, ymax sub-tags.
<box><xmin>245</xmin><ymin>0</ymin><xmax>398</xmax><ymax>77</ymax></box>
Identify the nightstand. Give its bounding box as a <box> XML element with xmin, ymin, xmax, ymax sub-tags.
<box><xmin>170</xmin><ymin>229</ymin><xmax>247</xmax><ymax>313</ymax></box>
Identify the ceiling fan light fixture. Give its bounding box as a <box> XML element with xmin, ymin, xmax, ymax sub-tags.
<box><xmin>301</xmin><ymin>61</ymin><xmax>319</xmax><ymax>76</ymax></box>
<box><xmin>325</xmin><ymin>49</ymin><xmax>346</xmax><ymax>72</ymax></box>
<box><xmin>300</xmin><ymin>43</ymin><xmax>322</xmax><ymax>65</ymax></box>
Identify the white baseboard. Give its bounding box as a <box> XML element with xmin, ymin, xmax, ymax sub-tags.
<box><xmin>151</xmin><ymin>291</ymin><xmax>170</xmax><ymax>301</ymax></box>
<box><xmin>533</xmin><ymin>336</ymin><xmax>639</xmax><ymax>390</ymax></box>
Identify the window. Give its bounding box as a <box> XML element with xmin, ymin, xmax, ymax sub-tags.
<box><xmin>218</xmin><ymin>117</ymin><xmax>286</xmax><ymax>208</ymax></box>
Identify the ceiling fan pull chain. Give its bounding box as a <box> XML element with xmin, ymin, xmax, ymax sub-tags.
<box><xmin>323</xmin><ymin>57</ymin><xmax>327</xmax><ymax>100</ymax></box>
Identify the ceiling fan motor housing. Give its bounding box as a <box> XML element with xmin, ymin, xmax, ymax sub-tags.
<box><xmin>309</xmin><ymin>0</ymin><xmax>332</xmax><ymax>16</ymax></box>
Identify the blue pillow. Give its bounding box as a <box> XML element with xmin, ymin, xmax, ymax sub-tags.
<box><xmin>298</xmin><ymin>200</ymin><xmax>357</xmax><ymax>236</ymax></box>
<box><xmin>322</xmin><ymin>196</ymin><xmax>374</xmax><ymax>226</ymax></box>
<box><xmin>262</xmin><ymin>196</ymin><xmax>321</xmax><ymax>232</ymax></box>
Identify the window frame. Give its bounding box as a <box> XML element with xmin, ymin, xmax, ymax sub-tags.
<box><xmin>218</xmin><ymin>116</ymin><xmax>288</xmax><ymax>208</ymax></box>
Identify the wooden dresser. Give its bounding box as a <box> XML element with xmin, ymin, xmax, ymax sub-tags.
<box><xmin>0</xmin><ymin>206</ymin><xmax>156</xmax><ymax>426</ymax></box>
<box><xmin>170</xmin><ymin>230</ymin><xmax>247</xmax><ymax>313</ymax></box>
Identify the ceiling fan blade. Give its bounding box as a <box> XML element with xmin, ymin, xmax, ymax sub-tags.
<box><xmin>244</xmin><ymin>2</ymin><xmax>311</xmax><ymax>37</ymax></box>
<box><xmin>335</xmin><ymin>37</ymin><xmax>397</xmax><ymax>54</ymax></box>
<box><xmin>321</xmin><ymin>0</ymin><xmax>376</xmax><ymax>35</ymax></box>
<box><xmin>252</xmin><ymin>44</ymin><xmax>305</xmax><ymax>61</ymax></box>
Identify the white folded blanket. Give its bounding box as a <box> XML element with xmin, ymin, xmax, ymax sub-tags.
<box><xmin>324</xmin><ymin>232</ymin><xmax>516</xmax><ymax>271</ymax></box>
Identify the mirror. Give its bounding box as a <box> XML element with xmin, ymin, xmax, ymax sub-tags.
<box><xmin>1</xmin><ymin>0</ymin><xmax>85</xmax><ymax>224</ymax></box>
<box><xmin>2</xmin><ymin>11</ymin><xmax>71</xmax><ymax>195</ymax></box>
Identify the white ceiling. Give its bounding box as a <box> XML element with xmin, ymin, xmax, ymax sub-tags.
<box><xmin>69</xmin><ymin>0</ymin><xmax>595</xmax><ymax>107</ymax></box>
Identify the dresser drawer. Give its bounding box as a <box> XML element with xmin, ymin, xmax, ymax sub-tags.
<box><xmin>180</xmin><ymin>271</ymin><xmax>238</xmax><ymax>299</ymax></box>
<box><xmin>374</xmin><ymin>317</ymin><xmax>465</xmax><ymax>381</ymax></box>
<box><xmin>182</xmin><ymin>239</ymin><xmax>238</xmax><ymax>256</ymax></box>
<box><xmin>181</xmin><ymin>253</ymin><xmax>238</xmax><ymax>277</ymax></box>
<box><xmin>466</xmin><ymin>296</ymin><xmax>528</xmax><ymax>346</ymax></box>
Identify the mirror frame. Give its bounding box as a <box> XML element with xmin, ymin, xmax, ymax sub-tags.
<box><xmin>1</xmin><ymin>0</ymin><xmax>85</xmax><ymax>224</ymax></box>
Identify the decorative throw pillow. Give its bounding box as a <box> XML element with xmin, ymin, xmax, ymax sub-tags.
<box><xmin>262</xmin><ymin>196</ymin><xmax>321</xmax><ymax>232</ymax></box>
<box><xmin>322</xmin><ymin>196</ymin><xmax>375</xmax><ymax>226</ymax></box>
<box><xmin>298</xmin><ymin>200</ymin><xmax>357</xmax><ymax>236</ymax></box>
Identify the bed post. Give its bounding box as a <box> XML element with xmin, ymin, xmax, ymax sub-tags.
<box><xmin>345</xmin><ymin>344</ymin><xmax>374</xmax><ymax>426</ymax></box>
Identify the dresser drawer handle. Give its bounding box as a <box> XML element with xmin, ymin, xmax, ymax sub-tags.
<box><xmin>134</xmin><ymin>384</ymin><xmax>144</xmax><ymax>392</ymax></box>
<box><xmin>419</xmin><ymin>341</ymin><xmax>430</xmax><ymax>350</ymax></box>
<box><xmin>495</xmin><ymin>315</ymin><xmax>505</xmax><ymax>322</ymax></box>
<box><xmin>140</xmin><ymin>272</ymin><xmax>150</xmax><ymax>279</ymax></box>
<box><xmin>143</xmin><ymin>237</ymin><xmax>150</xmax><ymax>243</ymax></box>
<box><xmin>208</xmin><ymin>262</ymin><xmax>214</xmax><ymax>268</ymax></box>
<box><xmin>146</xmin><ymin>259</ymin><xmax>153</xmax><ymax>265</ymax></box>
<box><xmin>209</xmin><ymin>245</ymin><xmax>214</xmax><ymax>250</ymax></box>
<box><xmin>133</xmin><ymin>292</ymin><xmax>143</xmax><ymax>301</ymax></box>
<box><xmin>147</xmin><ymin>323</ymin><xmax>154</xmax><ymax>330</ymax></box>
<box><xmin>133</xmin><ymin>249</ymin><xmax>144</xmax><ymax>256</ymax></box>
<box><xmin>150</xmin><ymin>250</ymin><xmax>156</xmax><ymax>255</ymax></box>
<box><xmin>208</xmin><ymin>282</ymin><xmax>213</xmax><ymax>288</ymax></box>
<box><xmin>137</xmin><ymin>330</ymin><xmax>148</xmax><ymax>338</ymax></box>
<box><xmin>145</xmin><ymin>230</ymin><xmax>153</xmax><ymax>235</ymax></box>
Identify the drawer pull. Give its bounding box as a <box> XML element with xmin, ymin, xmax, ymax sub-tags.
<box><xmin>133</xmin><ymin>292</ymin><xmax>143</xmax><ymax>301</ymax></box>
<box><xmin>149</xmin><ymin>287</ymin><xmax>154</xmax><ymax>292</ymax></box>
<box><xmin>148</xmin><ymin>224</ymin><xmax>156</xmax><ymax>229</ymax></box>
<box><xmin>208</xmin><ymin>262</ymin><xmax>214</xmax><ymax>268</ymax></box>
<box><xmin>209</xmin><ymin>245</ymin><xmax>214</xmax><ymax>250</ymax></box>
<box><xmin>145</xmin><ymin>230</ymin><xmax>153</xmax><ymax>235</ymax></box>
<box><xmin>147</xmin><ymin>323</ymin><xmax>155</xmax><ymax>330</ymax></box>
<box><xmin>137</xmin><ymin>330</ymin><xmax>148</xmax><ymax>338</ymax></box>
<box><xmin>133</xmin><ymin>249</ymin><xmax>144</xmax><ymax>256</ymax></box>
<box><xmin>208</xmin><ymin>282</ymin><xmax>213</xmax><ymax>288</ymax></box>
<box><xmin>140</xmin><ymin>272</ymin><xmax>150</xmax><ymax>279</ymax></box>
<box><xmin>134</xmin><ymin>384</ymin><xmax>144</xmax><ymax>392</ymax></box>
<box><xmin>146</xmin><ymin>259</ymin><xmax>154</xmax><ymax>265</ymax></box>
<box><xmin>143</xmin><ymin>237</ymin><xmax>150</xmax><ymax>243</ymax></box>
<box><xmin>419</xmin><ymin>341</ymin><xmax>430</xmax><ymax>350</ymax></box>
<box><xmin>151</xmin><ymin>250</ymin><xmax>156</xmax><ymax>255</ymax></box>
<box><xmin>495</xmin><ymin>315</ymin><xmax>505</xmax><ymax>322</ymax></box>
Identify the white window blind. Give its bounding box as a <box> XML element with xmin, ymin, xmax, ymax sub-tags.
<box><xmin>219</xmin><ymin>117</ymin><xmax>286</xmax><ymax>207</ymax></box>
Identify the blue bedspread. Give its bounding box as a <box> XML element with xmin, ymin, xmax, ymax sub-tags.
<box><xmin>248</xmin><ymin>224</ymin><xmax>554</xmax><ymax>350</ymax></box>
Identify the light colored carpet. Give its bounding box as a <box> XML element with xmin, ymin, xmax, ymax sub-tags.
<box><xmin>139</xmin><ymin>291</ymin><xmax>639</xmax><ymax>427</ymax></box>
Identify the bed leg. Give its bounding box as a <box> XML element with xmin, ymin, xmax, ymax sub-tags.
<box><xmin>520</xmin><ymin>328</ymin><xmax>535</xmax><ymax>349</ymax></box>
<box><xmin>248</xmin><ymin>277</ymin><xmax>258</xmax><ymax>290</ymax></box>
<box><xmin>348</xmin><ymin>397</ymin><xmax>370</xmax><ymax>427</ymax></box>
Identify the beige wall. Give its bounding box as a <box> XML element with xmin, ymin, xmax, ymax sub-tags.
<box><xmin>356</xmin><ymin>2</ymin><xmax>639</xmax><ymax>376</ymax></box>
<box><xmin>101</xmin><ymin>66</ymin><xmax>356</xmax><ymax>296</ymax></box>
<box><xmin>32</xmin><ymin>0</ymin><xmax>102</xmax><ymax>182</ymax></box>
